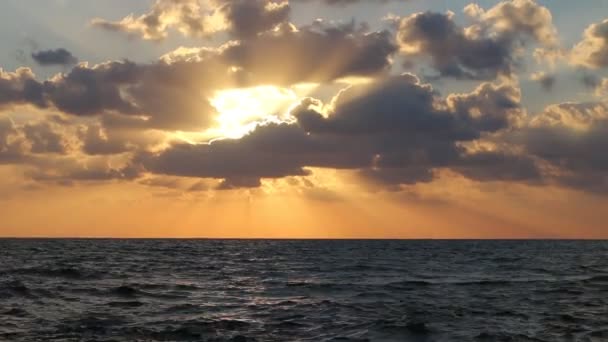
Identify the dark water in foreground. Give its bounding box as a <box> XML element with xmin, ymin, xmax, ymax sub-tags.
<box><xmin>1</xmin><ymin>240</ymin><xmax>608</xmax><ymax>341</ymax></box>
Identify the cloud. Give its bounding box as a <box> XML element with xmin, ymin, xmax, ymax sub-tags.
<box><xmin>0</xmin><ymin>68</ymin><xmax>46</xmax><ymax>110</ymax></box>
<box><xmin>138</xmin><ymin>123</ymin><xmax>312</xmax><ymax>184</ymax></box>
<box><xmin>138</xmin><ymin>74</ymin><xmax>533</xmax><ymax>188</ymax></box>
<box><xmin>445</xmin><ymin>81</ymin><xmax>524</xmax><ymax>133</ymax></box>
<box><xmin>0</xmin><ymin>117</ymin><xmax>27</xmax><ymax>164</ymax></box>
<box><xmin>2</xmin><ymin>2</ymin><xmax>607</xmax><ymax>199</ymax></box>
<box><xmin>396</xmin><ymin>0</ymin><xmax>558</xmax><ymax>79</ymax></box>
<box><xmin>1</xmin><ymin>59</ymin><xmax>228</xmax><ymax>131</ymax></box>
<box><xmin>217</xmin><ymin>176</ymin><xmax>262</xmax><ymax>189</ymax></box>
<box><xmin>42</xmin><ymin>61</ymin><xmax>140</xmax><ymax>117</ymax></box>
<box><xmin>91</xmin><ymin>0</ymin><xmax>413</xmax><ymax>43</ymax></box>
<box><xmin>581</xmin><ymin>73</ymin><xmax>600</xmax><ymax>89</ymax></box>
<box><xmin>297</xmin><ymin>74</ymin><xmax>521</xmax><ymax>137</ymax></box>
<box><xmin>530</xmin><ymin>72</ymin><xmax>556</xmax><ymax>91</ymax></box>
<box><xmin>0</xmin><ymin>66</ymin><xmax>605</xmax><ymax>196</ymax></box>
<box><xmin>78</xmin><ymin>124</ymin><xmax>131</xmax><ymax>155</ymax></box>
<box><xmin>571</xmin><ymin>18</ymin><xmax>608</xmax><ymax>68</ymax></box>
<box><xmin>138</xmin><ymin>175</ymin><xmax>213</xmax><ymax>192</ymax></box>
<box><xmin>218</xmin><ymin>0</ymin><xmax>290</xmax><ymax>39</ymax></box>
<box><xmin>91</xmin><ymin>0</ymin><xmax>292</xmax><ymax>41</ymax></box>
<box><xmin>293</xmin><ymin>0</ymin><xmax>407</xmax><ymax>5</ymax></box>
<box><xmin>0</xmin><ymin>113</ymin><xmax>147</xmax><ymax>187</ymax></box>
<box><xmin>0</xmin><ymin>116</ymin><xmax>74</xmax><ymax>165</ymax></box>
<box><xmin>510</xmin><ymin>100</ymin><xmax>608</xmax><ymax>193</ymax></box>
<box><xmin>596</xmin><ymin>78</ymin><xmax>608</xmax><ymax>97</ymax></box>
<box><xmin>464</xmin><ymin>0</ymin><xmax>558</xmax><ymax>47</ymax></box>
<box><xmin>217</xmin><ymin>21</ymin><xmax>398</xmax><ymax>85</ymax></box>
<box><xmin>22</xmin><ymin>121</ymin><xmax>69</xmax><ymax>154</ymax></box>
<box><xmin>91</xmin><ymin>0</ymin><xmax>210</xmax><ymax>41</ymax></box>
<box><xmin>24</xmin><ymin>155</ymin><xmax>140</xmax><ymax>185</ymax></box>
<box><xmin>31</xmin><ymin>48</ymin><xmax>78</xmax><ymax>67</ymax></box>
<box><xmin>0</xmin><ymin>21</ymin><xmax>397</xmax><ymax>132</ymax></box>
<box><xmin>77</xmin><ymin>123</ymin><xmax>167</xmax><ymax>156</ymax></box>
<box><xmin>397</xmin><ymin>11</ymin><xmax>512</xmax><ymax>79</ymax></box>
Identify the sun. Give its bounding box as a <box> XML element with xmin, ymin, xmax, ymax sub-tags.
<box><xmin>209</xmin><ymin>85</ymin><xmax>299</xmax><ymax>139</ymax></box>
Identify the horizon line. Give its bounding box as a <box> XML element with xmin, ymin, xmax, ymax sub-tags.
<box><xmin>1</xmin><ymin>237</ymin><xmax>606</xmax><ymax>241</ymax></box>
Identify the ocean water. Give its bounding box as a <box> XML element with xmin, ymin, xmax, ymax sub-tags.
<box><xmin>1</xmin><ymin>240</ymin><xmax>607</xmax><ymax>341</ymax></box>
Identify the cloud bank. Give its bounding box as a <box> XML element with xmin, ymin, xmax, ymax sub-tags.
<box><xmin>0</xmin><ymin>0</ymin><xmax>606</xmax><ymax>203</ymax></box>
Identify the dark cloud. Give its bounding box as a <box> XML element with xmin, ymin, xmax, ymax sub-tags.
<box><xmin>540</xmin><ymin>75</ymin><xmax>555</xmax><ymax>91</ymax></box>
<box><xmin>138</xmin><ymin>176</ymin><xmax>210</xmax><ymax>192</ymax></box>
<box><xmin>446</xmin><ymin>82</ymin><xmax>523</xmax><ymax>133</ymax></box>
<box><xmin>139</xmin><ymin>124</ymin><xmax>312</xmax><ymax>183</ymax></box>
<box><xmin>581</xmin><ymin>73</ymin><xmax>599</xmax><ymax>89</ymax></box>
<box><xmin>510</xmin><ymin>101</ymin><xmax>608</xmax><ymax>193</ymax></box>
<box><xmin>218</xmin><ymin>0</ymin><xmax>290</xmax><ymax>39</ymax></box>
<box><xmin>294</xmin><ymin>74</ymin><xmax>521</xmax><ymax>138</ymax></box>
<box><xmin>221</xmin><ymin>21</ymin><xmax>398</xmax><ymax>85</ymax></box>
<box><xmin>138</xmin><ymin>74</ymin><xmax>533</xmax><ymax>188</ymax></box>
<box><xmin>0</xmin><ymin>68</ymin><xmax>46</xmax><ymax>109</ymax></box>
<box><xmin>1</xmin><ymin>59</ymin><xmax>227</xmax><ymax>131</ymax></box>
<box><xmin>42</xmin><ymin>61</ymin><xmax>140</xmax><ymax>117</ymax></box>
<box><xmin>531</xmin><ymin>72</ymin><xmax>556</xmax><ymax>91</ymax></box>
<box><xmin>397</xmin><ymin>12</ymin><xmax>514</xmax><ymax>79</ymax></box>
<box><xmin>397</xmin><ymin>1</ymin><xmax>557</xmax><ymax>79</ymax></box>
<box><xmin>296</xmin><ymin>74</ymin><xmax>522</xmax><ymax>142</ymax></box>
<box><xmin>31</xmin><ymin>48</ymin><xmax>78</xmax><ymax>67</ymax></box>
<box><xmin>217</xmin><ymin>176</ymin><xmax>262</xmax><ymax>190</ymax></box>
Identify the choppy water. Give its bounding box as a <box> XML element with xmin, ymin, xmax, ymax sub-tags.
<box><xmin>1</xmin><ymin>240</ymin><xmax>608</xmax><ymax>341</ymax></box>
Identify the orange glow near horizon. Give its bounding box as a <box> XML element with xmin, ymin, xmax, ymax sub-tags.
<box><xmin>2</xmin><ymin>166</ymin><xmax>608</xmax><ymax>239</ymax></box>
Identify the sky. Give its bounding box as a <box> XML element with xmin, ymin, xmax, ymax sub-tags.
<box><xmin>1</xmin><ymin>0</ymin><xmax>608</xmax><ymax>238</ymax></box>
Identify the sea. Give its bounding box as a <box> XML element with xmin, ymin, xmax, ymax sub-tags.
<box><xmin>0</xmin><ymin>239</ymin><xmax>607</xmax><ymax>341</ymax></box>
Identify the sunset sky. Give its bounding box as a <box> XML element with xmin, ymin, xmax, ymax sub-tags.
<box><xmin>1</xmin><ymin>0</ymin><xmax>608</xmax><ymax>238</ymax></box>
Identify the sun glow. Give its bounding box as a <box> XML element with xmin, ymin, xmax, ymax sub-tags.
<box><xmin>209</xmin><ymin>86</ymin><xmax>299</xmax><ymax>139</ymax></box>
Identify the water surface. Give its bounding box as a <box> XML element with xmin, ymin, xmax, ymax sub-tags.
<box><xmin>1</xmin><ymin>239</ymin><xmax>607</xmax><ymax>341</ymax></box>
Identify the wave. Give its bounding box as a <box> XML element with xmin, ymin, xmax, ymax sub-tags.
<box><xmin>164</xmin><ymin>303</ymin><xmax>201</xmax><ymax>313</ymax></box>
<box><xmin>583</xmin><ymin>275</ymin><xmax>608</xmax><ymax>282</ymax></box>
<box><xmin>107</xmin><ymin>301</ymin><xmax>144</xmax><ymax>308</ymax></box>
<box><xmin>1</xmin><ymin>266</ymin><xmax>100</xmax><ymax>280</ymax></box>
<box><xmin>2</xmin><ymin>239</ymin><xmax>608</xmax><ymax>341</ymax></box>
<box><xmin>143</xmin><ymin>319</ymin><xmax>253</xmax><ymax>340</ymax></box>
<box><xmin>387</xmin><ymin>275</ymin><xmax>602</xmax><ymax>288</ymax></box>
<box><xmin>0</xmin><ymin>280</ymin><xmax>32</xmax><ymax>298</ymax></box>
<box><xmin>2</xmin><ymin>307</ymin><xmax>29</xmax><ymax>317</ymax></box>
